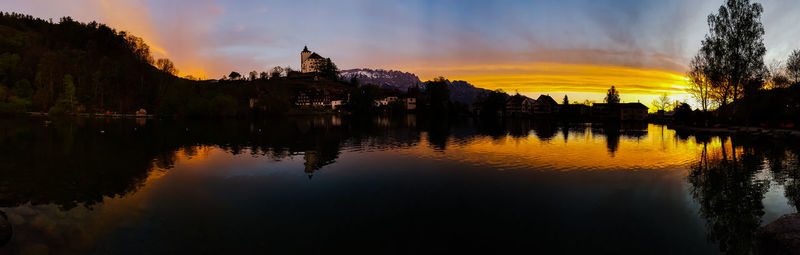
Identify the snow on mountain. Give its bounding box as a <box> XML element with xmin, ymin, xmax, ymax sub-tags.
<box><xmin>340</xmin><ymin>69</ymin><xmax>421</xmax><ymax>91</ymax></box>
<box><xmin>340</xmin><ymin>68</ymin><xmax>494</xmax><ymax>105</ymax></box>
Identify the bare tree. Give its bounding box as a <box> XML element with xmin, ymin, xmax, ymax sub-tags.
<box><xmin>270</xmin><ymin>66</ymin><xmax>284</xmax><ymax>78</ymax></box>
<box><xmin>687</xmin><ymin>54</ymin><xmax>714</xmax><ymax>111</ymax></box>
<box><xmin>156</xmin><ymin>58</ymin><xmax>178</xmax><ymax>76</ymax></box>
<box><xmin>787</xmin><ymin>49</ymin><xmax>800</xmax><ymax>84</ymax></box>
<box><xmin>652</xmin><ymin>93</ymin><xmax>672</xmax><ymax>111</ymax></box>
<box><xmin>767</xmin><ymin>60</ymin><xmax>791</xmax><ymax>89</ymax></box>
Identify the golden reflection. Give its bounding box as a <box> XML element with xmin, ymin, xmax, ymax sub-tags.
<box><xmin>402</xmin><ymin>125</ymin><xmax>712</xmax><ymax>171</ymax></box>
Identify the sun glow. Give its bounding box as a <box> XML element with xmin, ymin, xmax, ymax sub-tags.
<box><xmin>409</xmin><ymin>62</ymin><xmax>694</xmax><ymax>110</ymax></box>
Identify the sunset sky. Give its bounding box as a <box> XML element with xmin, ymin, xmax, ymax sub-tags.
<box><xmin>6</xmin><ymin>0</ymin><xmax>800</xmax><ymax>107</ymax></box>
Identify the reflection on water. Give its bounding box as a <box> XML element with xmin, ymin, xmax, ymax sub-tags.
<box><xmin>0</xmin><ymin>116</ymin><xmax>798</xmax><ymax>254</ymax></box>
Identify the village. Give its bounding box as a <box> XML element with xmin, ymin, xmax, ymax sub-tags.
<box><xmin>272</xmin><ymin>46</ymin><xmax>650</xmax><ymax>121</ymax></box>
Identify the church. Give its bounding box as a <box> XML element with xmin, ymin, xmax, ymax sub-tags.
<box><xmin>301</xmin><ymin>46</ymin><xmax>325</xmax><ymax>73</ymax></box>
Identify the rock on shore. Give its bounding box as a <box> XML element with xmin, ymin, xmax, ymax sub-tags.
<box><xmin>758</xmin><ymin>213</ymin><xmax>800</xmax><ymax>255</ymax></box>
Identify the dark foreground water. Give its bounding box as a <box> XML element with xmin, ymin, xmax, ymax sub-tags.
<box><xmin>0</xmin><ymin>116</ymin><xmax>798</xmax><ymax>254</ymax></box>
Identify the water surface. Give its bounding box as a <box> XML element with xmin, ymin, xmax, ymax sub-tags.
<box><xmin>0</xmin><ymin>117</ymin><xmax>798</xmax><ymax>254</ymax></box>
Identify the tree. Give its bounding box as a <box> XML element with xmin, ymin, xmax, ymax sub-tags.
<box><xmin>248</xmin><ymin>71</ymin><xmax>258</xmax><ymax>81</ymax></box>
<box><xmin>13</xmin><ymin>79</ymin><xmax>32</xmax><ymax>98</ymax></box>
<box><xmin>314</xmin><ymin>58</ymin><xmax>339</xmax><ymax>80</ymax></box>
<box><xmin>62</xmin><ymin>74</ymin><xmax>75</xmax><ymax>109</ymax></box>
<box><xmin>228</xmin><ymin>71</ymin><xmax>242</xmax><ymax>80</ymax></box>
<box><xmin>767</xmin><ymin>60</ymin><xmax>791</xmax><ymax>89</ymax></box>
<box><xmin>604</xmin><ymin>86</ymin><xmax>620</xmax><ymax>104</ymax></box>
<box><xmin>49</xmin><ymin>74</ymin><xmax>76</xmax><ymax>115</ymax></box>
<box><xmin>787</xmin><ymin>49</ymin><xmax>800</xmax><ymax>84</ymax></box>
<box><xmin>562</xmin><ymin>95</ymin><xmax>569</xmax><ymax>105</ymax></box>
<box><xmin>156</xmin><ymin>58</ymin><xmax>178</xmax><ymax>76</ymax></box>
<box><xmin>123</xmin><ymin>33</ymin><xmax>154</xmax><ymax>65</ymax></box>
<box><xmin>698</xmin><ymin>0</ymin><xmax>767</xmax><ymax>105</ymax></box>
<box><xmin>427</xmin><ymin>77</ymin><xmax>451</xmax><ymax>112</ymax></box>
<box><xmin>688</xmin><ymin>54</ymin><xmax>714</xmax><ymax>111</ymax></box>
<box><xmin>270</xmin><ymin>66</ymin><xmax>284</xmax><ymax>78</ymax></box>
<box><xmin>652</xmin><ymin>93</ymin><xmax>672</xmax><ymax>111</ymax></box>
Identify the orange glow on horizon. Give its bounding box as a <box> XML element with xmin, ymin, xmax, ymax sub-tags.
<box><xmin>406</xmin><ymin>62</ymin><xmax>694</xmax><ymax>111</ymax></box>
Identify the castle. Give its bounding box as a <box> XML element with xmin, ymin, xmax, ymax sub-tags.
<box><xmin>301</xmin><ymin>46</ymin><xmax>325</xmax><ymax>73</ymax></box>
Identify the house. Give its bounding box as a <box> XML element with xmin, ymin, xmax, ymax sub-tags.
<box><xmin>301</xmin><ymin>46</ymin><xmax>326</xmax><ymax>73</ymax></box>
<box><xmin>561</xmin><ymin>104</ymin><xmax>590</xmax><ymax>118</ymax></box>
<box><xmin>591</xmin><ymin>102</ymin><xmax>648</xmax><ymax>121</ymax></box>
<box><xmin>295</xmin><ymin>92</ymin><xmax>311</xmax><ymax>106</ymax></box>
<box><xmin>405</xmin><ymin>97</ymin><xmax>417</xmax><ymax>110</ymax></box>
<box><xmin>331</xmin><ymin>100</ymin><xmax>344</xmax><ymax>109</ymax></box>
<box><xmin>505</xmin><ymin>95</ymin><xmax>535</xmax><ymax>117</ymax></box>
<box><xmin>620</xmin><ymin>103</ymin><xmax>648</xmax><ymax>121</ymax></box>
<box><xmin>533</xmin><ymin>95</ymin><xmax>559</xmax><ymax>115</ymax></box>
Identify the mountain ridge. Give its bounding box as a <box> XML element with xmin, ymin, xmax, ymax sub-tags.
<box><xmin>340</xmin><ymin>68</ymin><xmax>495</xmax><ymax>105</ymax></box>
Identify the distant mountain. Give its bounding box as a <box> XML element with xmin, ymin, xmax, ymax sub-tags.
<box><xmin>341</xmin><ymin>68</ymin><xmax>494</xmax><ymax>105</ymax></box>
<box><xmin>425</xmin><ymin>79</ymin><xmax>494</xmax><ymax>105</ymax></box>
<box><xmin>340</xmin><ymin>69</ymin><xmax>421</xmax><ymax>91</ymax></box>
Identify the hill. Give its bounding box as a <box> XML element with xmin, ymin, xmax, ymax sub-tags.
<box><xmin>0</xmin><ymin>12</ymin><xmax>201</xmax><ymax>115</ymax></box>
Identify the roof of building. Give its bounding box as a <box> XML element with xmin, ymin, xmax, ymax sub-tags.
<box><xmin>506</xmin><ymin>95</ymin><xmax>533</xmax><ymax>105</ymax></box>
<box><xmin>535</xmin><ymin>95</ymin><xmax>558</xmax><ymax>105</ymax></box>
<box><xmin>302</xmin><ymin>46</ymin><xmax>310</xmax><ymax>52</ymax></box>
<box><xmin>592</xmin><ymin>102</ymin><xmax>649</xmax><ymax>109</ymax></box>
<box><xmin>620</xmin><ymin>102</ymin><xmax>648</xmax><ymax>109</ymax></box>
<box><xmin>308</xmin><ymin>52</ymin><xmax>324</xmax><ymax>60</ymax></box>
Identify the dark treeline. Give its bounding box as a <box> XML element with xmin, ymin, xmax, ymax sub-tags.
<box><xmin>0</xmin><ymin>12</ymin><xmax>271</xmax><ymax>117</ymax></box>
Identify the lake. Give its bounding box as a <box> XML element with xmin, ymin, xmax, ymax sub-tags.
<box><xmin>0</xmin><ymin>116</ymin><xmax>798</xmax><ymax>254</ymax></box>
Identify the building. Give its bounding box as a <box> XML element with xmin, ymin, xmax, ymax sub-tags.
<box><xmin>533</xmin><ymin>95</ymin><xmax>559</xmax><ymax>115</ymax></box>
<box><xmin>505</xmin><ymin>95</ymin><xmax>535</xmax><ymax>117</ymax></box>
<box><xmin>620</xmin><ymin>103</ymin><xmax>648</xmax><ymax>121</ymax></box>
<box><xmin>591</xmin><ymin>102</ymin><xmax>648</xmax><ymax>121</ymax></box>
<box><xmin>301</xmin><ymin>46</ymin><xmax>326</xmax><ymax>73</ymax></box>
<box><xmin>405</xmin><ymin>97</ymin><xmax>417</xmax><ymax>110</ymax></box>
<box><xmin>331</xmin><ymin>100</ymin><xmax>344</xmax><ymax>110</ymax></box>
<box><xmin>561</xmin><ymin>104</ymin><xmax>590</xmax><ymax>118</ymax></box>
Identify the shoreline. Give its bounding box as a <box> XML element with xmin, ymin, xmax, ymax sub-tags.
<box><xmin>667</xmin><ymin>124</ymin><xmax>800</xmax><ymax>138</ymax></box>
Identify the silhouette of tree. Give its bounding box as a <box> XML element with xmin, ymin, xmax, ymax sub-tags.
<box><xmin>270</xmin><ymin>66</ymin><xmax>284</xmax><ymax>78</ymax></box>
<box><xmin>652</xmin><ymin>93</ymin><xmax>672</xmax><ymax>111</ymax></box>
<box><xmin>604</xmin><ymin>86</ymin><xmax>620</xmax><ymax>104</ymax></box>
<box><xmin>767</xmin><ymin>61</ymin><xmax>791</xmax><ymax>89</ymax></box>
<box><xmin>123</xmin><ymin>33</ymin><xmax>154</xmax><ymax>65</ymax></box>
<box><xmin>787</xmin><ymin>49</ymin><xmax>800</xmax><ymax>84</ymax></box>
<box><xmin>248</xmin><ymin>71</ymin><xmax>258</xmax><ymax>81</ymax></box>
<box><xmin>156</xmin><ymin>58</ymin><xmax>178</xmax><ymax>76</ymax></box>
<box><xmin>698</xmin><ymin>0</ymin><xmax>767</xmax><ymax>106</ymax></box>
<box><xmin>258</xmin><ymin>71</ymin><xmax>269</xmax><ymax>80</ymax></box>
<box><xmin>314</xmin><ymin>58</ymin><xmax>339</xmax><ymax>80</ymax></box>
<box><xmin>228</xmin><ymin>71</ymin><xmax>242</xmax><ymax>80</ymax></box>
<box><xmin>427</xmin><ymin>77</ymin><xmax>450</xmax><ymax>113</ymax></box>
<box><xmin>562</xmin><ymin>95</ymin><xmax>569</xmax><ymax>105</ymax></box>
<box><xmin>688</xmin><ymin>54</ymin><xmax>715</xmax><ymax>111</ymax></box>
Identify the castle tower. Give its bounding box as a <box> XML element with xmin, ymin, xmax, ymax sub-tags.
<box><xmin>301</xmin><ymin>46</ymin><xmax>312</xmax><ymax>72</ymax></box>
